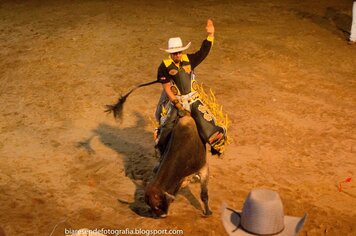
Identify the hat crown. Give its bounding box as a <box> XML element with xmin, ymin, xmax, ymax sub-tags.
<box><xmin>241</xmin><ymin>189</ymin><xmax>285</xmax><ymax>235</ymax></box>
<box><xmin>168</xmin><ymin>37</ymin><xmax>183</xmax><ymax>49</ymax></box>
<box><xmin>161</xmin><ymin>37</ymin><xmax>191</xmax><ymax>53</ymax></box>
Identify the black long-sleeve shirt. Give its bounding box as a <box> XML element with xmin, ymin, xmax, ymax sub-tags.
<box><xmin>157</xmin><ymin>37</ymin><xmax>214</xmax><ymax>84</ymax></box>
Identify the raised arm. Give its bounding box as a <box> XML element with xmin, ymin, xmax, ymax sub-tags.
<box><xmin>188</xmin><ymin>19</ymin><xmax>215</xmax><ymax>69</ymax></box>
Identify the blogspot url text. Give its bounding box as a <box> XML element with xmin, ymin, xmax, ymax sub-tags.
<box><xmin>65</xmin><ymin>228</ymin><xmax>184</xmax><ymax>235</ymax></box>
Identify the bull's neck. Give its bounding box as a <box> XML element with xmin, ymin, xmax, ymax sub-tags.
<box><xmin>153</xmin><ymin>172</ymin><xmax>182</xmax><ymax>195</ymax></box>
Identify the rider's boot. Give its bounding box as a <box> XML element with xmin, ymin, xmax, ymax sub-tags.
<box><xmin>153</xmin><ymin>144</ymin><xmax>166</xmax><ymax>173</ymax></box>
<box><xmin>153</xmin><ymin>127</ymin><xmax>171</xmax><ymax>173</ymax></box>
<box><xmin>209</xmin><ymin>130</ymin><xmax>226</xmax><ymax>157</ymax></box>
<box><xmin>152</xmin><ymin>108</ymin><xmax>178</xmax><ymax>173</ymax></box>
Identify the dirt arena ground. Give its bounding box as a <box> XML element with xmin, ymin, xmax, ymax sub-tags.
<box><xmin>0</xmin><ymin>0</ymin><xmax>355</xmax><ymax>235</ymax></box>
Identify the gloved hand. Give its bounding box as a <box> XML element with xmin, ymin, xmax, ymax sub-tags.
<box><xmin>172</xmin><ymin>99</ymin><xmax>187</xmax><ymax>117</ymax></box>
<box><xmin>206</xmin><ymin>19</ymin><xmax>214</xmax><ymax>37</ymax></box>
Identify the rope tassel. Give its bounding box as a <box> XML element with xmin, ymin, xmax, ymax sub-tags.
<box><xmin>105</xmin><ymin>80</ymin><xmax>158</xmax><ymax>121</ymax></box>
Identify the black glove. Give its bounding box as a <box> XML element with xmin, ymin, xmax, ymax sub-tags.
<box><xmin>177</xmin><ymin>108</ymin><xmax>187</xmax><ymax>117</ymax></box>
<box><xmin>173</xmin><ymin>99</ymin><xmax>187</xmax><ymax>117</ymax></box>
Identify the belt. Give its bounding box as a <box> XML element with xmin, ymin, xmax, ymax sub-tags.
<box><xmin>176</xmin><ymin>91</ymin><xmax>199</xmax><ymax>104</ymax></box>
<box><xmin>175</xmin><ymin>92</ymin><xmax>199</xmax><ymax>112</ymax></box>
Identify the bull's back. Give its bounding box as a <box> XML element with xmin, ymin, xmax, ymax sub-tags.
<box><xmin>154</xmin><ymin>116</ymin><xmax>206</xmax><ymax>193</ymax></box>
<box><xmin>168</xmin><ymin>116</ymin><xmax>206</xmax><ymax>172</ymax></box>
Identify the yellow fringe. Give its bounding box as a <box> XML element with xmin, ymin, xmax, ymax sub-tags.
<box><xmin>149</xmin><ymin>116</ymin><xmax>159</xmax><ymax>129</ymax></box>
<box><xmin>153</xmin><ymin>83</ymin><xmax>231</xmax><ymax>145</ymax></box>
<box><xmin>196</xmin><ymin>83</ymin><xmax>231</xmax><ymax>145</ymax></box>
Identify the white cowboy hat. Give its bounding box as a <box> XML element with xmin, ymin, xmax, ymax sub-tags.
<box><xmin>221</xmin><ymin>189</ymin><xmax>307</xmax><ymax>236</ymax></box>
<box><xmin>161</xmin><ymin>37</ymin><xmax>191</xmax><ymax>53</ymax></box>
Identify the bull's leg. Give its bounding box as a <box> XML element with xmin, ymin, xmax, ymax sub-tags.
<box><xmin>199</xmin><ymin>163</ymin><xmax>212</xmax><ymax>216</ymax></box>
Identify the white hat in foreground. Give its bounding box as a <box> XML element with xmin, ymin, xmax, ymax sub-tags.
<box><xmin>221</xmin><ymin>189</ymin><xmax>307</xmax><ymax>236</ymax></box>
<box><xmin>161</xmin><ymin>37</ymin><xmax>191</xmax><ymax>53</ymax></box>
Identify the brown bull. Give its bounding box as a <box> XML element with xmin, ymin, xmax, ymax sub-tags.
<box><xmin>145</xmin><ymin>115</ymin><xmax>212</xmax><ymax>217</ymax></box>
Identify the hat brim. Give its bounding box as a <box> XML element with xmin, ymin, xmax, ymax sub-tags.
<box><xmin>221</xmin><ymin>205</ymin><xmax>307</xmax><ymax>236</ymax></box>
<box><xmin>160</xmin><ymin>42</ymin><xmax>191</xmax><ymax>53</ymax></box>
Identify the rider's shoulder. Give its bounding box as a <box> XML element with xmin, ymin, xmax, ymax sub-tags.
<box><xmin>163</xmin><ymin>58</ymin><xmax>173</xmax><ymax>67</ymax></box>
<box><xmin>181</xmin><ymin>54</ymin><xmax>189</xmax><ymax>62</ymax></box>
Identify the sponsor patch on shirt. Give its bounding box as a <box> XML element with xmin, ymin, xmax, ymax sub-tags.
<box><xmin>169</xmin><ymin>69</ymin><xmax>178</xmax><ymax>76</ymax></box>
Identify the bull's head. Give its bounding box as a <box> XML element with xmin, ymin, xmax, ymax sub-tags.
<box><xmin>145</xmin><ymin>185</ymin><xmax>175</xmax><ymax>218</ymax></box>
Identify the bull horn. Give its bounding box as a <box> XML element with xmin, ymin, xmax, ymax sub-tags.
<box><xmin>163</xmin><ymin>191</ymin><xmax>176</xmax><ymax>200</ymax></box>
